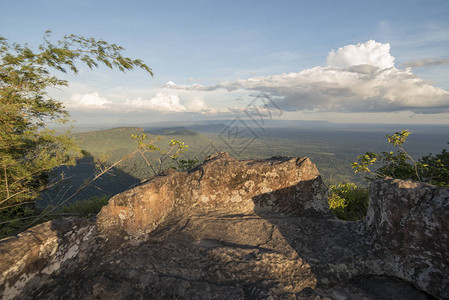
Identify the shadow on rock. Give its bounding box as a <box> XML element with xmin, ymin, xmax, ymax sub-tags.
<box><xmin>0</xmin><ymin>153</ymin><xmax>447</xmax><ymax>299</ymax></box>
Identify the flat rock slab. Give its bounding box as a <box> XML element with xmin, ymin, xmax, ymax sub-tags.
<box><xmin>21</xmin><ymin>212</ymin><xmax>435</xmax><ymax>299</ymax></box>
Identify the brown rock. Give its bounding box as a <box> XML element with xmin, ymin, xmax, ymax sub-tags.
<box><xmin>0</xmin><ymin>154</ymin><xmax>447</xmax><ymax>299</ymax></box>
<box><xmin>96</xmin><ymin>153</ymin><xmax>330</xmax><ymax>241</ymax></box>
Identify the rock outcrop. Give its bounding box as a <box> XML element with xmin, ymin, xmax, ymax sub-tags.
<box><xmin>0</xmin><ymin>153</ymin><xmax>447</xmax><ymax>299</ymax></box>
<box><xmin>97</xmin><ymin>153</ymin><xmax>329</xmax><ymax>241</ymax></box>
<box><xmin>365</xmin><ymin>179</ymin><xmax>449</xmax><ymax>296</ymax></box>
<box><xmin>0</xmin><ymin>218</ymin><xmax>98</xmax><ymax>300</ymax></box>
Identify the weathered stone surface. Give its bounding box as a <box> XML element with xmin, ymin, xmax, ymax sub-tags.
<box><xmin>0</xmin><ymin>218</ymin><xmax>97</xmax><ymax>300</ymax></box>
<box><xmin>96</xmin><ymin>152</ymin><xmax>330</xmax><ymax>241</ymax></box>
<box><xmin>0</xmin><ymin>154</ymin><xmax>447</xmax><ymax>299</ymax></box>
<box><xmin>365</xmin><ymin>178</ymin><xmax>449</xmax><ymax>298</ymax></box>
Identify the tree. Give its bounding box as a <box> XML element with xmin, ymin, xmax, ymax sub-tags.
<box><xmin>0</xmin><ymin>32</ymin><xmax>153</xmax><ymax>235</ymax></box>
<box><xmin>328</xmin><ymin>130</ymin><xmax>448</xmax><ymax>221</ymax></box>
<box><xmin>352</xmin><ymin>130</ymin><xmax>449</xmax><ymax>187</ymax></box>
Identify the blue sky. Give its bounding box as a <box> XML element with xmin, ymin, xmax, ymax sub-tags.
<box><xmin>1</xmin><ymin>0</ymin><xmax>449</xmax><ymax>125</ymax></box>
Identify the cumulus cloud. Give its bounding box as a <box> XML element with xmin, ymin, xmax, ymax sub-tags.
<box><xmin>168</xmin><ymin>40</ymin><xmax>449</xmax><ymax>114</ymax></box>
<box><xmin>327</xmin><ymin>40</ymin><xmax>395</xmax><ymax>69</ymax></box>
<box><xmin>65</xmin><ymin>90</ymin><xmax>219</xmax><ymax>114</ymax></box>
<box><xmin>67</xmin><ymin>92</ymin><xmax>112</xmax><ymax>110</ymax></box>
<box><xmin>185</xmin><ymin>99</ymin><xmax>217</xmax><ymax>114</ymax></box>
<box><xmin>124</xmin><ymin>93</ymin><xmax>187</xmax><ymax>112</ymax></box>
<box><xmin>67</xmin><ymin>41</ymin><xmax>449</xmax><ymax>116</ymax></box>
<box><xmin>403</xmin><ymin>58</ymin><xmax>449</xmax><ymax>68</ymax></box>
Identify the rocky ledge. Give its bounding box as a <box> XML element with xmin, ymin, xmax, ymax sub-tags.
<box><xmin>0</xmin><ymin>153</ymin><xmax>448</xmax><ymax>299</ymax></box>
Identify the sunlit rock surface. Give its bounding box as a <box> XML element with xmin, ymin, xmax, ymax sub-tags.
<box><xmin>97</xmin><ymin>152</ymin><xmax>330</xmax><ymax>241</ymax></box>
<box><xmin>0</xmin><ymin>153</ymin><xmax>446</xmax><ymax>299</ymax></box>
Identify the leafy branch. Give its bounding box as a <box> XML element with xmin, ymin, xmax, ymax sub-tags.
<box><xmin>0</xmin><ymin>32</ymin><xmax>153</xmax><ymax>237</ymax></box>
<box><xmin>352</xmin><ymin>130</ymin><xmax>448</xmax><ymax>187</ymax></box>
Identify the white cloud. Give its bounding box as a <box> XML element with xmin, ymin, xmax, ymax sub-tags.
<box><xmin>124</xmin><ymin>93</ymin><xmax>186</xmax><ymax>112</ymax></box>
<box><xmin>67</xmin><ymin>92</ymin><xmax>112</xmax><ymax>110</ymax></box>
<box><xmin>185</xmin><ymin>99</ymin><xmax>217</xmax><ymax>114</ymax></box>
<box><xmin>170</xmin><ymin>40</ymin><xmax>449</xmax><ymax>114</ymax></box>
<box><xmin>327</xmin><ymin>40</ymin><xmax>395</xmax><ymax>69</ymax></box>
<box><xmin>65</xmin><ymin>41</ymin><xmax>449</xmax><ymax>118</ymax></box>
<box><xmin>65</xmin><ymin>89</ymin><xmax>222</xmax><ymax>114</ymax></box>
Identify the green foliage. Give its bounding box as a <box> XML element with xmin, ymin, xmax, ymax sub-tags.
<box><xmin>352</xmin><ymin>130</ymin><xmax>415</xmax><ymax>178</ymax></box>
<box><xmin>0</xmin><ymin>32</ymin><xmax>152</xmax><ymax>236</ymax></box>
<box><xmin>60</xmin><ymin>195</ymin><xmax>109</xmax><ymax>218</ymax></box>
<box><xmin>74</xmin><ymin>127</ymin><xmax>210</xmax><ymax>180</ymax></box>
<box><xmin>174</xmin><ymin>159</ymin><xmax>199</xmax><ymax>171</ymax></box>
<box><xmin>420</xmin><ymin>146</ymin><xmax>449</xmax><ymax>187</ymax></box>
<box><xmin>328</xmin><ymin>182</ymin><xmax>369</xmax><ymax>221</ymax></box>
<box><xmin>131</xmin><ymin>133</ymin><xmax>191</xmax><ymax>175</ymax></box>
<box><xmin>0</xmin><ymin>202</ymin><xmax>40</xmax><ymax>239</ymax></box>
<box><xmin>386</xmin><ymin>129</ymin><xmax>410</xmax><ymax>146</ymax></box>
<box><xmin>352</xmin><ymin>130</ymin><xmax>449</xmax><ymax>187</ymax></box>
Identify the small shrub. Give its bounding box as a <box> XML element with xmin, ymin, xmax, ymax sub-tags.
<box><xmin>352</xmin><ymin>130</ymin><xmax>449</xmax><ymax>187</ymax></box>
<box><xmin>172</xmin><ymin>158</ymin><xmax>199</xmax><ymax>171</ymax></box>
<box><xmin>328</xmin><ymin>182</ymin><xmax>369</xmax><ymax>221</ymax></box>
<box><xmin>60</xmin><ymin>195</ymin><xmax>109</xmax><ymax>218</ymax></box>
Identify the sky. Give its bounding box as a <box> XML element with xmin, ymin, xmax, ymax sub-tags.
<box><xmin>1</xmin><ymin>0</ymin><xmax>449</xmax><ymax>126</ymax></box>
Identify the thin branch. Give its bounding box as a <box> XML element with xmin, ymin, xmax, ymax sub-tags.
<box><xmin>0</xmin><ymin>201</ymin><xmax>34</xmax><ymax>210</ymax></box>
<box><xmin>399</xmin><ymin>146</ymin><xmax>421</xmax><ymax>181</ymax></box>
<box><xmin>3</xmin><ymin>165</ymin><xmax>9</xmax><ymax>198</ymax></box>
<box><xmin>0</xmin><ymin>189</ymin><xmax>27</xmax><ymax>206</ymax></box>
<box><xmin>139</xmin><ymin>150</ymin><xmax>156</xmax><ymax>175</ymax></box>
<box><xmin>39</xmin><ymin>184</ymin><xmax>73</xmax><ymax>216</ymax></box>
<box><xmin>24</xmin><ymin>149</ymin><xmax>139</xmax><ymax>229</ymax></box>
<box><xmin>0</xmin><ymin>213</ymin><xmax>81</xmax><ymax>226</ymax></box>
<box><xmin>157</xmin><ymin>145</ymin><xmax>177</xmax><ymax>174</ymax></box>
<box><xmin>0</xmin><ymin>215</ymin><xmax>38</xmax><ymax>225</ymax></box>
<box><xmin>0</xmin><ymin>173</ymin><xmax>73</xmax><ymax>207</ymax></box>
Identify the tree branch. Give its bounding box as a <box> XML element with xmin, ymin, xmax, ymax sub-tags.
<box><xmin>3</xmin><ymin>165</ymin><xmax>9</xmax><ymax>199</ymax></box>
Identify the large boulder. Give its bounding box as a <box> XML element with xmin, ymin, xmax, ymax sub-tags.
<box><xmin>96</xmin><ymin>153</ymin><xmax>330</xmax><ymax>241</ymax></box>
<box><xmin>0</xmin><ymin>154</ymin><xmax>447</xmax><ymax>299</ymax></box>
<box><xmin>365</xmin><ymin>178</ymin><xmax>449</xmax><ymax>297</ymax></box>
<box><xmin>0</xmin><ymin>218</ymin><xmax>97</xmax><ymax>300</ymax></box>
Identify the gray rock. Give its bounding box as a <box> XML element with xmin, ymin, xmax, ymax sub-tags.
<box><xmin>365</xmin><ymin>178</ymin><xmax>449</xmax><ymax>297</ymax></box>
<box><xmin>0</xmin><ymin>154</ymin><xmax>447</xmax><ymax>299</ymax></box>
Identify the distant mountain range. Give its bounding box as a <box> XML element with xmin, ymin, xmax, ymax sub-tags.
<box><xmin>72</xmin><ymin>119</ymin><xmax>449</xmax><ymax>135</ymax></box>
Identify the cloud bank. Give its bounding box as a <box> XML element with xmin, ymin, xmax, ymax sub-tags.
<box><xmin>167</xmin><ymin>40</ymin><xmax>449</xmax><ymax>114</ymax></box>
<box><xmin>403</xmin><ymin>58</ymin><xmax>449</xmax><ymax>68</ymax></box>
<box><xmin>68</xmin><ymin>92</ymin><xmax>112</xmax><ymax>110</ymax></box>
<box><xmin>124</xmin><ymin>93</ymin><xmax>187</xmax><ymax>112</ymax></box>
<box><xmin>66</xmin><ymin>41</ymin><xmax>449</xmax><ymax>116</ymax></box>
<box><xmin>65</xmin><ymin>91</ymin><xmax>216</xmax><ymax>114</ymax></box>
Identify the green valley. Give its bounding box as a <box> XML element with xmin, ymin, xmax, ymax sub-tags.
<box><xmin>38</xmin><ymin>123</ymin><xmax>449</xmax><ymax>209</ymax></box>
